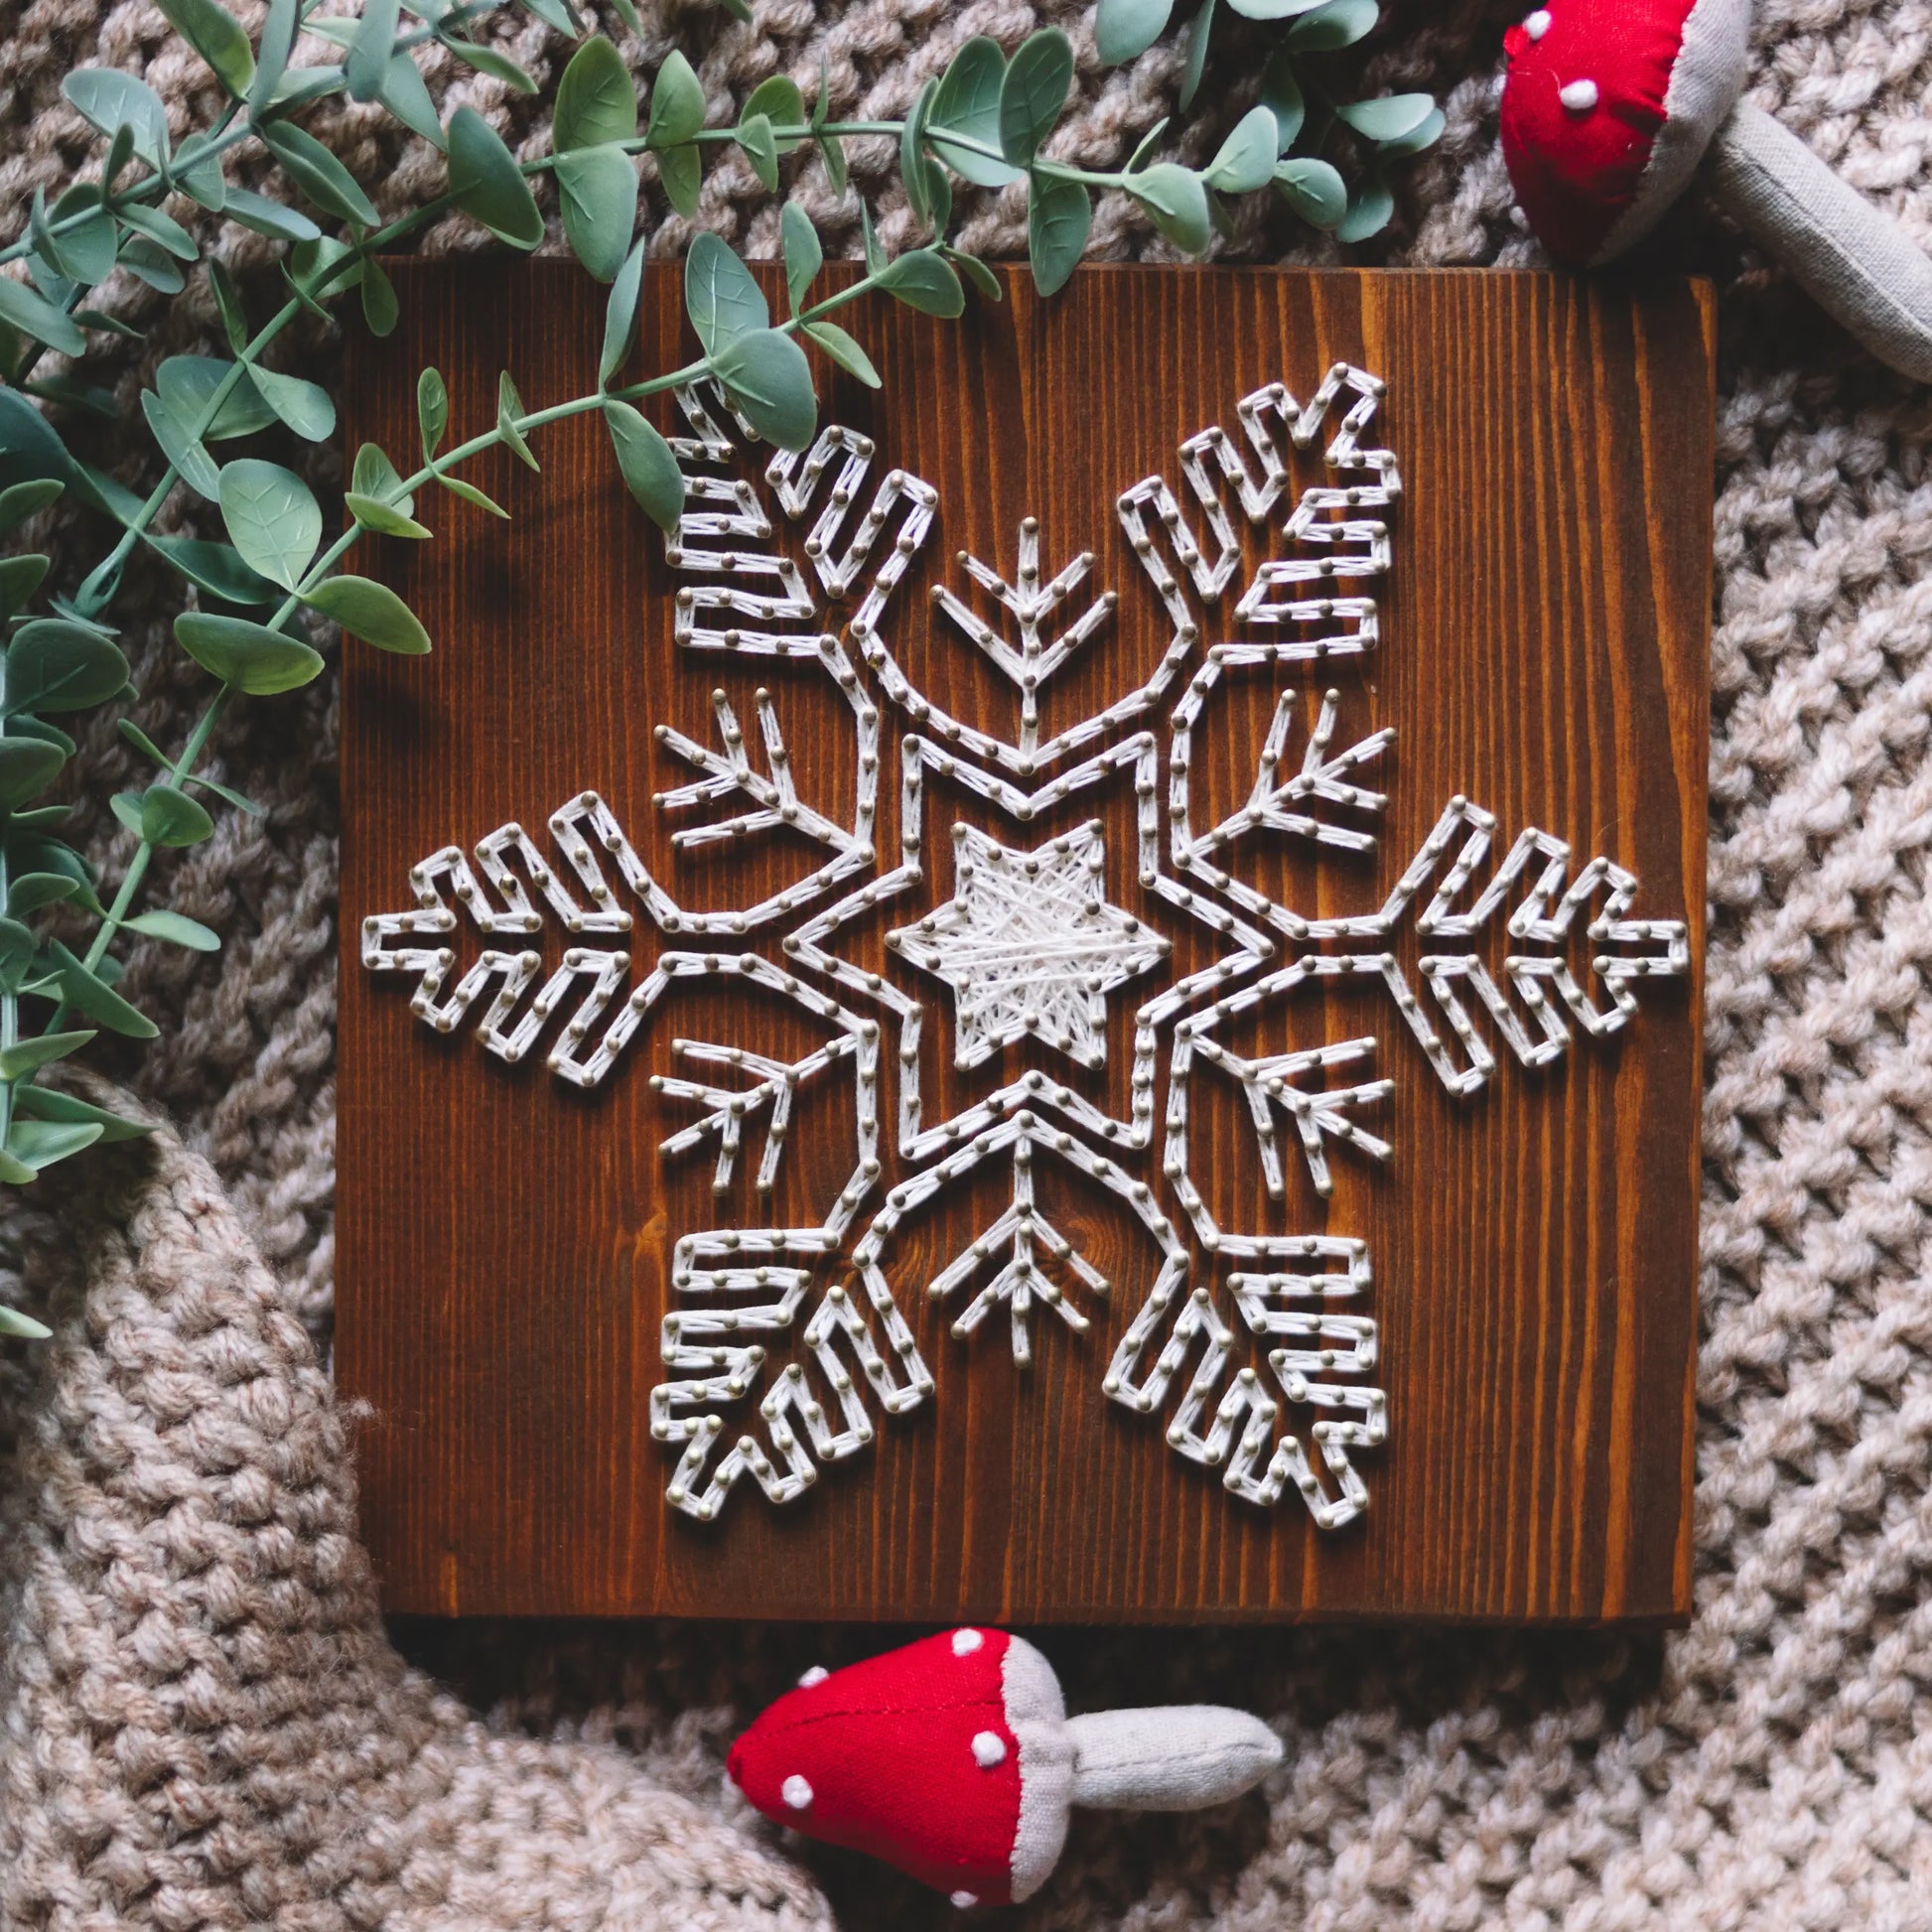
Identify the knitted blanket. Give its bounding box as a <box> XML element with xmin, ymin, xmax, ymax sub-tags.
<box><xmin>4</xmin><ymin>2</ymin><xmax>1932</xmax><ymax>1926</ymax></box>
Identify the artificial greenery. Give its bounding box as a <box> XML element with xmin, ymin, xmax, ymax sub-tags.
<box><xmin>0</xmin><ymin>0</ymin><xmax>1437</xmax><ymax>1339</ymax></box>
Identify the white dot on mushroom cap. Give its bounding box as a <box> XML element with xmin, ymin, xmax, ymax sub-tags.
<box><xmin>781</xmin><ymin>1775</ymin><xmax>813</xmax><ymax>1811</ymax></box>
<box><xmin>951</xmin><ymin>1628</ymin><xmax>983</xmax><ymax>1656</ymax></box>
<box><xmin>971</xmin><ymin>1730</ymin><xmax>1008</xmax><ymax>1768</ymax></box>
<box><xmin>1523</xmin><ymin>7</ymin><xmax>1551</xmax><ymax>37</ymax></box>
<box><xmin>1560</xmin><ymin>78</ymin><xmax>1599</xmax><ymax>112</ymax></box>
<box><xmin>950</xmin><ymin>1893</ymin><xmax>979</xmax><ymax>1911</ymax></box>
<box><xmin>796</xmin><ymin>1666</ymin><xmax>829</xmax><ymax>1688</ymax></box>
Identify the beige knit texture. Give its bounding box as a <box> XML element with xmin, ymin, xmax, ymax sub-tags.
<box><xmin>2</xmin><ymin>0</ymin><xmax>1931</xmax><ymax>1926</ymax></box>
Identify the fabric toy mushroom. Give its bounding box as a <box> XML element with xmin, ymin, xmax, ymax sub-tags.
<box><xmin>1499</xmin><ymin>0</ymin><xmax>1932</xmax><ymax>381</ymax></box>
<box><xmin>728</xmin><ymin>1628</ymin><xmax>1283</xmax><ymax>1909</ymax></box>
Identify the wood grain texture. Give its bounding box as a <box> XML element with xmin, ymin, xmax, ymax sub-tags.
<box><xmin>338</xmin><ymin>261</ymin><xmax>1712</xmax><ymax>1624</ymax></box>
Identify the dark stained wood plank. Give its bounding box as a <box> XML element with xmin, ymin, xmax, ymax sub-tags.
<box><xmin>337</xmin><ymin>261</ymin><xmax>1712</xmax><ymax>1623</ymax></box>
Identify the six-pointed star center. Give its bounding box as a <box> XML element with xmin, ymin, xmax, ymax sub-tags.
<box><xmin>889</xmin><ymin>821</ymin><xmax>1170</xmax><ymax>1072</ymax></box>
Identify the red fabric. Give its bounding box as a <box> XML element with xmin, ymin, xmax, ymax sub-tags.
<box><xmin>1500</xmin><ymin>0</ymin><xmax>1696</xmax><ymax>262</ymax></box>
<box><xmin>729</xmin><ymin>1629</ymin><xmax>1025</xmax><ymax>1904</ymax></box>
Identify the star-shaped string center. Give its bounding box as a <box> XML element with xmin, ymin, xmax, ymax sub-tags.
<box><xmin>890</xmin><ymin>822</ymin><xmax>1169</xmax><ymax>1071</ymax></box>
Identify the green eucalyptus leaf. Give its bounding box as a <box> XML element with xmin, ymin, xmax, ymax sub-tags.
<box><xmin>815</xmin><ymin>129</ymin><xmax>847</xmax><ymax>196</ymax></box>
<box><xmin>21</xmin><ymin>377</ymin><xmax>115</xmax><ymax>420</ymax></box>
<box><xmin>248</xmin><ymin>0</ymin><xmax>298</xmax><ymax>112</ymax></box>
<box><xmin>378</xmin><ymin>51</ymin><xmax>446</xmax><ymax>150</ymax></box>
<box><xmin>928</xmin><ymin>36</ymin><xmax>1020</xmax><ymax>187</ymax></box>
<box><xmin>156</xmin><ymin>355</ymin><xmax>277</xmax><ymax>440</ymax></box>
<box><xmin>736</xmin><ymin>113</ymin><xmax>779</xmax><ymax>193</ymax></box>
<box><xmin>0</xmin><ymin>554</ymin><xmax>50</xmax><ymax>619</ymax></box>
<box><xmin>345</xmin><ymin>492</ymin><xmax>431</xmax><ymax>538</ymax></box>
<box><xmin>1260</xmin><ymin>49</ymin><xmax>1305</xmax><ymax>151</ymax></box>
<box><xmin>300</xmin><ymin>573</ymin><xmax>431</xmax><ymax>653</ymax></box>
<box><xmin>1130</xmin><ymin>161</ymin><xmax>1211</xmax><ymax>250</ymax></box>
<box><xmin>259</xmin><ymin>120</ymin><xmax>377</xmax><ymax>225</ymax></box>
<box><xmin>7</xmin><ymin>872</ymin><xmax>78</xmax><ymax>917</ymax></box>
<box><xmin>781</xmin><ymin>202</ymin><xmax>820</xmax><ymax>315</ymax></box>
<box><xmin>657</xmin><ymin>142</ymin><xmax>701</xmax><ymax>217</ymax></box>
<box><xmin>944</xmin><ymin>246</ymin><xmax>1003</xmax><ymax>303</ymax></box>
<box><xmin>1095</xmin><ymin>0</ymin><xmax>1174</xmax><ymax>61</ymax></box>
<box><xmin>346</xmin><ymin>0</ymin><xmax>401</xmax><ymax>102</ymax></box>
<box><xmin>1335</xmin><ymin>170</ymin><xmax>1395</xmax><ymax>241</ymax></box>
<box><xmin>116</xmin><ymin>720</ymin><xmax>169</xmax><ymax>768</ymax></box>
<box><xmin>156</xmin><ymin>0</ymin><xmax>254</xmax><ymax>94</ymax></box>
<box><xmin>7</xmin><ymin>1119</ymin><xmax>104</xmax><ymax>1172</ymax></box>
<box><xmin>0</xmin><ymin>917</ymin><xmax>34</xmax><ymax>991</ymax></box>
<box><xmin>0</xmin><ymin>1304</ymin><xmax>52</xmax><ymax>1336</ymax></box>
<box><xmin>497</xmin><ymin>370</ymin><xmax>538</xmax><ymax>472</ymax></box>
<box><xmin>9</xmin><ymin>718</ymin><xmax>74</xmax><ymax>759</ymax></box>
<box><xmin>70</xmin><ymin>308</ymin><xmax>143</xmax><ymax>342</ymax></box>
<box><xmin>899</xmin><ymin>77</ymin><xmax>936</xmax><ymax>227</ymax></box>
<box><xmin>0</xmin><ymin>279</ymin><xmax>83</xmax><ymax>359</ymax></box>
<box><xmin>49</xmin><ymin>188</ymin><xmax>119</xmax><ymax>283</ymax></box>
<box><xmin>1206</xmin><ymin>105</ymin><xmax>1280</xmax><ymax>193</ymax></box>
<box><xmin>1334</xmin><ymin>92</ymin><xmax>1438</xmax><ymax>145</ymax></box>
<box><xmin>418</xmin><ymin>366</ymin><xmax>448</xmax><ymax>462</ymax></box>
<box><xmin>139</xmin><ymin>391</ymin><xmax>221</xmax><ymax>501</ymax></box>
<box><xmin>209</xmin><ymin>260</ymin><xmax>248</xmax><ymax>354</ymax></box>
<box><xmin>878</xmin><ymin>247</ymin><xmax>963</xmax><ymax>318</ymax></box>
<box><xmin>222</xmin><ymin>187</ymin><xmax>322</xmax><ymax>243</ymax></box>
<box><xmin>1287</xmin><ymin>0</ymin><xmax>1376</xmax><ymax>48</ymax></box>
<box><xmin>603</xmin><ymin>399</ymin><xmax>684</xmax><ymax>533</ymax></box>
<box><xmin>684</xmin><ymin>232</ymin><xmax>767</xmax><ymax>354</ymax></box>
<box><xmin>5</xmin><ymin>620</ymin><xmax>129</xmax><ymax>714</ymax></box>
<box><xmin>63</xmin><ymin>69</ymin><xmax>169</xmax><ymax>166</ymax></box>
<box><xmin>0</xmin><ymin>737</ymin><xmax>66</xmax><ymax>808</ymax></box>
<box><xmin>1179</xmin><ymin>0</ymin><xmax>1215</xmax><ymax>110</ymax></box>
<box><xmin>1274</xmin><ymin>154</ymin><xmax>1347</xmax><ymax>227</ymax></box>
<box><xmin>216</xmin><ymin>459</ymin><xmax>322</xmax><ymax>591</ymax></box>
<box><xmin>447</xmin><ymin>106</ymin><xmax>543</xmax><ymax>247</ymax></box>
<box><xmin>0</xmin><ymin>1031</ymin><xmax>94</xmax><ymax>1081</ymax></box>
<box><xmin>711</xmin><ymin>328</ymin><xmax>815</xmax><ymax>451</ymax></box>
<box><xmin>557</xmin><ymin>145</ymin><xmax>638</xmax><ymax>282</ymax></box>
<box><xmin>0</xmin><ymin>481</ymin><xmax>64</xmax><ymax>535</ymax></box>
<box><xmin>351</xmin><ymin>443</ymin><xmax>411</xmax><ymax>509</ymax></box>
<box><xmin>147</xmin><ymin>535</ymin><xmax>281</xmax><ymax>605</ymax></box>
<box><xmin>12</xmin><ymin>1083</ymin><xmax>150</xmax><ymax>1141</ymax></box>
<box><xmin>600</xmin><ymin>238</ymin><xmax>645</xmax><ymax>386</ymax></box>
<box><xmin>174</xmin><ymin>142</ymin><xmax>228</xmax><ymax>209</ymax></box>
<box><xmin>139</xmin><ymin>782</ymin><xmax>214</xmax><ymax>847</ymax></box>
<box><xmin>742</xmin><ymin>74</ymin><xmax>805</xmax><ymax>152</ymax></box>
<box><xmin>360</xmin><ymin>256</ymin><xmax>400</xmax><ymax>336</ymax></box>
<box><xmin>49</xmin><ymin>939</ymin><xmax>157</xmax><ymax>1038</ymax></box>
<box><xmin>439</xmin><ymin>36</ymin><xmax>537</xmax><ymax>93</ymax></box>
<box><xmin>174</xmin><ymin>613</ymin><xmax>325</xmax><ymax>694</ymax></box>
<box><xmin>646</xmin><ymin>48</ymin><xmax>706</xmax><ymax>148</ymax></box>
<box><xmin>802</xmin><ymin>320</ymin><xmax>880</xmax><ymax>388</ymax></box>
<box><xmin>861</xmin><ymin>204</ymin><xmax>885</xmax><ymax>277</ymax></box>
<box><xmin>1378</xmin><ymin>104</ymin><xmax>1446</xmax><ymax>158</ymax></box>
<box><xmin>102</xmin><ymin>121</ymin><xmax>136</xmax><ymax>192</ymax></box>
<box><xmin>556</xmin><ymin>34</ymin><xmax>638</xmax><ymax>151</ymax></box>
<box><xmin>438</xmin><ymin>475</ymin><xmax>508</xmax><ymax>518</ymax></box>
<box><xmin>123</xmin><ymin>908</ymin><xmax>220</xmax><ymax>950</ymax></box>
<box><xmin>1027</xmin><ymin>174</ymin><xmax>1089</xmax><ymax>296</ymax></box>
<box><xmin>291</xmin><ymin>235</ymin><xmax>366</xmax><ymax>304</ymax></box>
<box><xmin>116</xmin><ymin>235</ymin><xmax>186</xmax><ymax>295</ymax></box>
<box><xmin>249</xmin><ymin>365</ymin><xmax>336</xmax><ymax>441</ymax></box>
<box><xmin>997</xmin><ymin>27</ymin><xmax>1073</xmax><ymax>168</ymax></box>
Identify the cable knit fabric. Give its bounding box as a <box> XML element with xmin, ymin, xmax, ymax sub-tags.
<box><xmin>2</xmin><ymin>0</ymin><xmax>1932</xmax><ymax>1927</ymax></box>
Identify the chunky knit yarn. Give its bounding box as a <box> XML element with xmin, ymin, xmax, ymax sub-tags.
<box><xmin>3</xmin><ymin>0</ymin><xmax>1932</xmax><ymax>1926</ymax></box>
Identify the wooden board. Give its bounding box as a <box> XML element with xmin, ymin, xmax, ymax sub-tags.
<box><xmin>338</xmin><ymin>261</ymin><xmax>1712</xmax><ymax>1624</ymax></box>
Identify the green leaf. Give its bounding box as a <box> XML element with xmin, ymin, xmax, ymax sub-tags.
<box><xmin>1179</xmin><ymin>0</ymin><xmax>1215</xmax><ymax>110</ymax></box>
<box><xmin>684</xmin><ymin>232</ymin><xmax>767</xmax><ymax>354</ymax></box>
<box><xmin>439</xmin><ymin>36</ymin><xmax>537</xmax><ymax>94</ymax></box>
<box><xmin>1378</xmin><ymin>104</ymin><xmax>1446</xmax><ymax>159</ymax></box>
<box><xmin>5</xmin><ymin>620</ymin><xmax>129</xmax><ymax>714</ymax></box>
<box><xmin>148</xmin><ymin>535</ymin><xmax>280</xmax><ymax>605</ymax></box>
<box><xmin>1206</xmin><ymin>106</ymin><xmax>1280</xmax><ymax>193</ymax></box>
<box><xmin>929</xmin><ymin>36</ymin><xmax>1022</xmax><ymax>187</ymax></box>
<box><xmin>110</xmin><ymin>788</ymin><xmax>144</xmax><ymax>837</ymax></box>
<box><xmin>63</xmin><ymin>69</ymin><xmax>169</xmax><ymax>167</ymax></box>
<box><xmin>447</xmin><ymin>106</ymin><xmax>543</xmax><ymax>248</ymax></box>
<box><xmin>157</xmin><ymin>355</ymin><xmax>277</xmax><ymax>440</ymax></box>
<box><xmin>999</xmin><ymin>28</ymin><xmax>1073</xmax><ymax>168</ymax></box>
<box><xmin>0</xmin><ymin>917</ymin><xmax>34</xmax><ymax>990</ymax></box>
<box><xmin>248</xmin><ymin>365</ymin><xmax>336</xmax><ymax>441</ymax></box>
<box><xmin>7</xmin><ymin>1119</ymin><xmax>104</xmax><ymax>1173</ymax></box>
<box><xmin>556</xmin><ymin>145</ymin><xmax>637</xmax><ymax>282</ymax></box>
<box><xmin>49</xmin><ymin>939</ymin><xmax>157</xmax><ymax>1038</ymax></box>
<box><xmin>359</xmin><ymin>256</ymin><xmax>399</xmax><ymax>337</ymax></box>
<box><xmin>217</xmin><ymin>459</ymin><xmax>322</xmax><ymax>592</ymax></box>
<box><xmin>1260</xmin><ymin>50</ymin><xmax>1305</xmax><ymax>152</ymax></box>
<box><xmin>138</xmin><ymin>783</ymin><xmax>213</xmax><ymax>847</ymax></box>
<box><xmin>175</xmin><ymin>142</ymin><xmax>228</xmax><ymax>209</ymax></box>
<box><xmin>711</xmin><ymin>329</ymin><xmax>816</xmax><ymax>451</ymax></box>
<box><xmin>898</xmin><ymin>76</ymin><xmax>937</xmax><ymax>227</ymax></box>
<box><xmin>0</xmin><ymin>737</ymin><xmax>65</xmax><ymax>808</ymax></box>
<box><xmin>300</xmin><ymin>573</ymin><xmax>431</xmax><ymax>653</ymax></box>
<box><xmin>736</xmin><ymin>112</ymin><xmax>779</xmax><ymax>193</ymax></box>
<box><xmin>346</xmin><ymin>0</ymin><xmax>401</xmax><ymax>101</ymax></box>
<box><xmin>291</xmin><ymin>235</ymin><xmax>366</xmax><ymax>304</ymax></box>
<box><xmin>1334</xmin><ymin>92</ymin><xmax>1438</xmax><ymax>145</ymax></box>
<box><xmin>49</xmin><ymin>187</ymin><xmax>119</xmax><ymax>283</ymax></box>
<box><xmin>0</xmin><ymin>1304</ymin><xmax>52</xmax><ymax>1337</ymax></box>
<box><xmin>116</xmin><ymin>235</ymin><xmax>186</xmax><ymax>296</ymax></box>
<box><xmin>0</xmin><ymin>554</ymin><xmax>48</xmax><ymax>621</ymax></box>
<box><xmin>12</xmin><ymin>1083</ymin><xmax>150</xmax><ymax>1141</ymax></box>
<box><xmin>1129</xmin><ymin>161</ymin><xmax>1211</xmax><ymax>249</ymax></box>
<box><xmin>101</xmin><ymin>122</ymin><xmax>136</xmax><ymax>192</ymax></box>
<box><xmin>657</xmin><ymin>142</ymin><xmax>701</xmax><ymax>217</ymax></box>
<box><xmin>345</xmin><ymin>491</ymin><xmax>431</xmax><ymax>539</ymax></box>
<box><xmin>0</xmin><ymin>481</ymin><xmax>63</xmax><ymax>535</ymax></box>
<box><xmin>944</xmin><ymin>246</ymin><xmax>1003</xmax><ymax>303</ymax></box>
<box><xmin>117</xmin><ymin>202</ymin><xmax>198</xmax><ymax>261</ymax></box>
<box><xmin>209</xmin><ymin>260</ymin><xmax>248</xmax><ymax>355</ymax></box>
<box><xmin>260</xmin><ymin>120</ymin><xmax>378</xmax><ymax>225</ymax></box>
<box><xmin>741</xmin><ymin>74</ymin><xmax>805</xmax><ymax>152</ymax></box>
<box><xmin>353</xmin><ymin>439</ymin><xmax>408</xmax><ymax>507</ymax></box>
<box><xmin>174</xmin><ymin>613</ymin><xmax>324</xmax><ymax>694</ymax></box>
<box><xmin>247</xmin><ymin>0</ymin><xmax>298</xmax><ymax>113</ymax></box>
<box><xmin>1287</xmin><ymin>0</ymin><xmax>1376</xmax><ymax>48</ymax></box>
<box><xmin>0</xmin><ymin>278</ymin><xmax>83</xmax><ymax>358</ymax></box>
<box><xmin>0</xmin><ymin>1031</ymin><xmax>94</xmax><ymax>1081</ymax></box>
<box><xmin>816</xmin><ymin>129</ymin><xmax>847</xmax><ymax>196</ymax></box>
<box><xmin>603</xmin><ymin>399</ymin><xmax>684</xmax><ymax>532</ymax></box>
<box><xmin>70</xmin><ymin>308</ymin><xmax>143</xmax><ymax>342</ymax></box>
<box><xmin>418</xmin><ymin>366</ymin><xmax>448</xmax><ymax>461</ymax></box>
<box><xmin>861</xmin><ymin>204</ymin><xmax>885</xmax><ymax>277</ymax></box>
<box><xmin>496</xmin><ymin>370</ymin><xmax>538</xmax><ymax>472</ymax></box>
<box><xmin>140</xmin><ymin>391</ymin><xmax>221</xmax><ymax>501</ymax></box>
<box><xmin>802</xmin><ymin>320</ymin><xmax>880</xmax><ymax>388</ymax></box>
<box><xmin>1027</xmin><ymin>175</ymin><xmax>1090</xmax><ymax>295</ymax></box>
<box><xmin>222</xmin><ymin>187</ymin><xmax>322</xmax><ymax>243</ymax></box>
<box><xmin>7</xmin><ymin>872</ymin><xmax>77</xmax><ymax>916</ymax></box>
<box><xmin>123</xmin><ymin>908</ymin><xmax>220</xmax><ymax>950</ymax></box>
<box><xmin>116</xmin><ymin>719</ymin><xmax>169</xmax><ymax>769</ymax></box>
<box><xmin>556</xmin><ymin>34</ymin><xmax>638</xmax><ymax>151</ymax></box>
<box><xmin>878</xmin><ymin>247</ymin><xmax>963</xmax><ymax>318</ymax></box>
<box><xmin>1336</xmin><ymin>170</ymin><xmax>1395</xmax><ymax>241</ymax></box>
<box><xmin>156</xmin><ymin>0</ymin><xmax>254</xmax><ymax>94</ymax></box>
<box><xmin>1095</xmin><ymin>0</ymin><xmax>1174</xmax><ymax>61</ymax></box>
<box><xmin>781</xmin><ymin>202</ymin><xmax>820</xmax><ymax>315</ymax></box>
<box><xmin>600</xmin><ymin>238</ymin><xmax>646</xmax><ymax>387</ymax></box>
<box><xmin>646</xmin><ymin>48</ymin><xmax>706</xmax><ymax>147</ymax></box>
<box><xmin>378</xmin><ymin>52</ymin><xmax>446</xmax><ymax>150</ymax></box>
<box><xmin>1274</xmin><ymin>155</ymin><xmax>1347</xmax><ymax>228</ymax></box>
<box><xmin>438</xmin><ymin>474</ymin><xmax>508</xmax><ymax>518</ymax></box>
<box><xmin>189</xmin><ymin>773</ymin><xmax>260</xmax><ymax>815</ymax></box>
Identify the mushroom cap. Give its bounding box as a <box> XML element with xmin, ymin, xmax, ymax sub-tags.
<box><xmin>728</xmin><ymin>1629</ymin><xmax>1073</xmax><ymax>1907</ymax></box>
<box><xmin>1500</xmin><ymin>0</ymin><xmax>1751</xmax><ymax>264</ymax></box>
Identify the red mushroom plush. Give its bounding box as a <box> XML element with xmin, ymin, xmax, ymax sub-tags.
<box><xmin>728</xmin><ymin>1628</ymin><xmax>1282</xmax><ymax>1908</ymax></box>
<box><xmin>1500</xmin><ymin>0</ymin><xmax>1932</xmax><ymax>381</ymax></box>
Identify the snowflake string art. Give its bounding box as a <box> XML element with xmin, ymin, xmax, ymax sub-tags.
<box><xmin>362</xmin><ymin>365</ymin><xmax>1689</xmax><ymax>1532</ymax></box>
